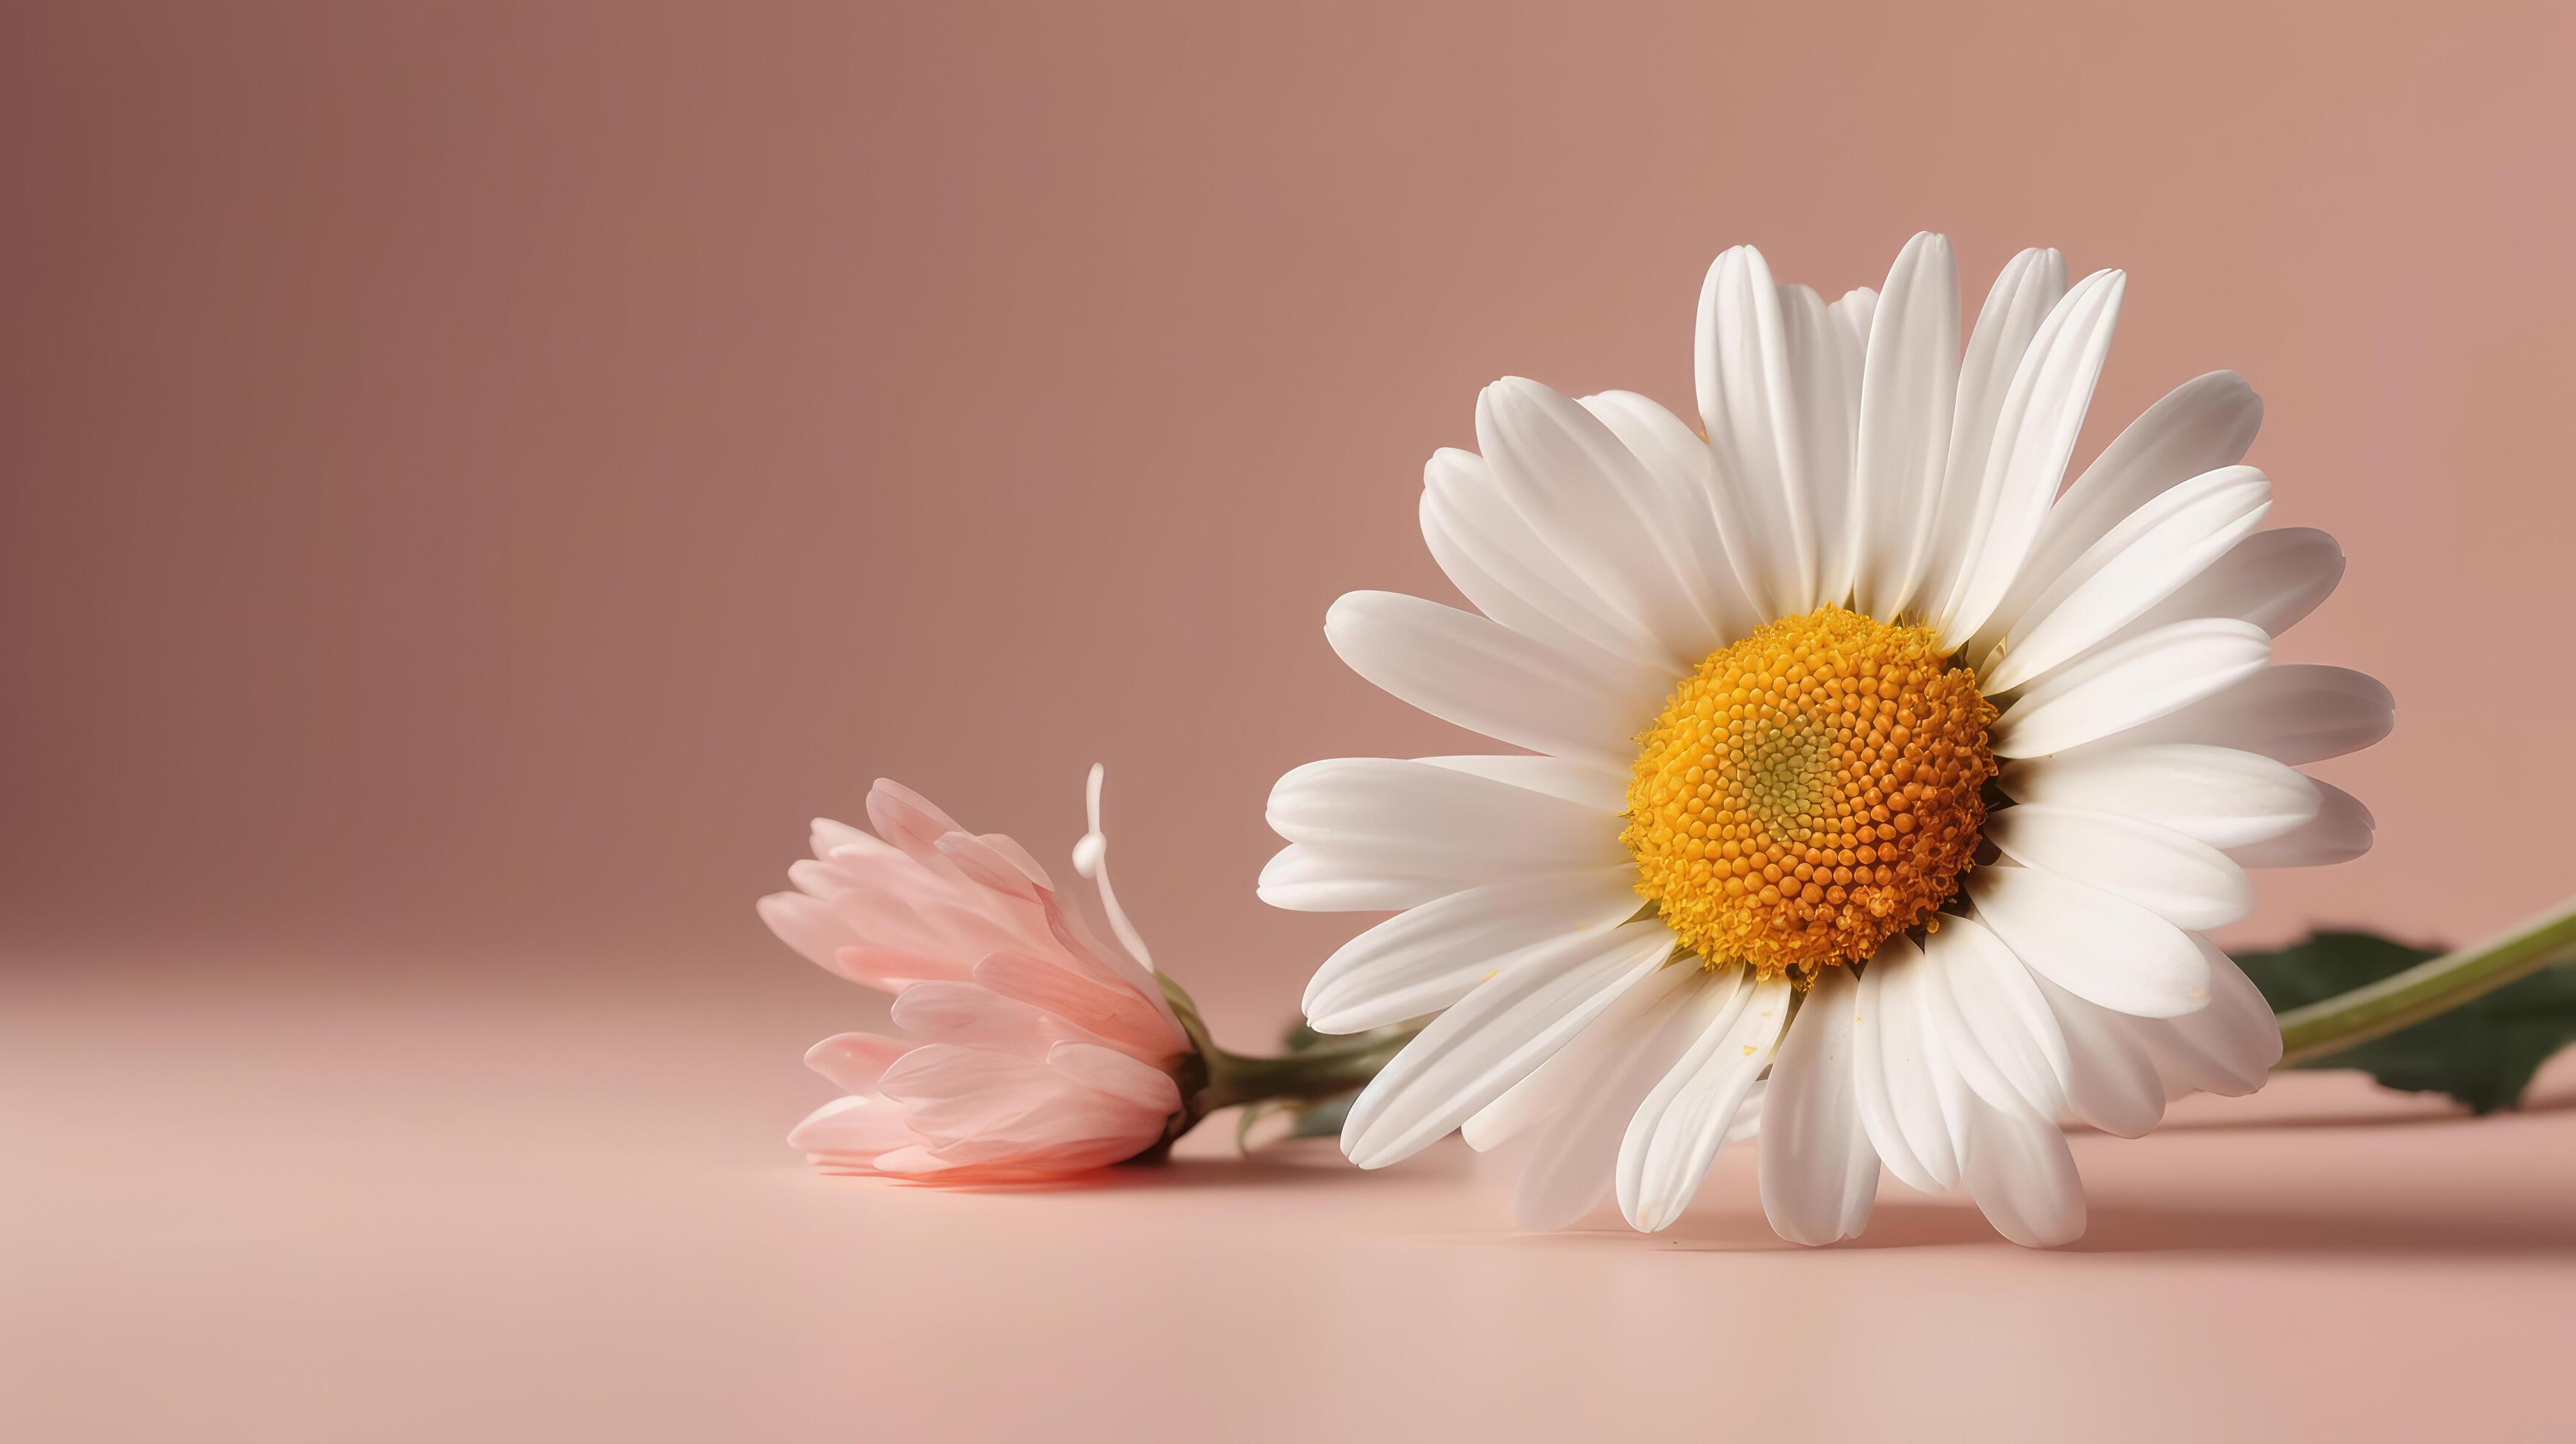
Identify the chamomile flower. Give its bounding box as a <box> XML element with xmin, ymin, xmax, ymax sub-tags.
<box><xmin>1265</xmin><ymin>234</ymin><xmax>2390</xmax><ymax>1244</ymax></box>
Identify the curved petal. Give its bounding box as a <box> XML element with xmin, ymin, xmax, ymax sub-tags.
<box><xmin>2225</xmin><ymin>780</ymin><xmax>2374</xmax><ymax>868</ymax></box>
<box><xmin>1618</xmin><ymin>974</ymin><xmax>1794</xmax><ymax>1231</ymax></box>
<box><xmin>1418</xmin><ymin>754</ymin><xmax>1629</xmax><ymax>812</ymax></box>
<box><xmin>1340</xmin><ymin>923</ymin><xmax>1674</xmax><ymax>1168</ymax></box>
<box><xmin>1982</xmin><ymin>804</ymin><xmax>2255</xmax><ymax>930</ymax></box>
<box><xmin>2103</xmin><ymin>526</ymin><xmax>2344</xmax><ymax>645</ymax></box>
<box><xmin>2137</xmin><ymin>945</ymin><xmax>2283</xmax><ymax>1096</ymax></box>
<box><xmin>1759</xmin><ymin>966</ymin><xmax>1881</xmax><ymax>1244</ymax></box>
<box><xmin>1968</xmin><ymin>865</ymin><xmax>2214</xmax><ymax>1019</ymax></box>
<box><xmin>1324</xmin><ymin>589</ymin><xmax>1658</xmax><ymax>765</ymax></box>
<box><xmin>1990</xmin><ymin>619</ymin><xmax>2270</xmax><ymax>759</ymax></box>
<box><xmin>1255</xmin><ymin>843</ymin><xmax>1470</xmax><ymax>913</ymax></box>
<box><xmin>2000</xmin><ymin>742</ymin><xmax>2321</xmax><ymax>849</ymax></box>
<box><xmin>1476</xmin><ymin>376</ymin><xmax>1716</xmax><ymax>663</ymax></box>
<box><xmin>1960</xmin><ymin>1096</ymin><xmax>2085</xmax><ymax>1247</ymax></box>
<box><xmin>2032</xmin><ymin>970</ymin><xmax>2167</xmax><ymax>1137</ymax></box>
<box><xmin>1920</xmin><ymin>914</ymin><xmax>2072</xmax><ymax>1121</ymax></box>
<box><xmin>1696</xmin><ymin>245</ymin><xmax>1818</xmax><ymax>614</ymax></box>
<box><xmin>1854</xmin><ymin>936</ymin><xmax>1964</xmax><ymax>1193</ymax></box>
<box><xmin>788</xmin><ymin>1093</ymin><xmax>922</xmax><ymax>1166</ymax></box>
<box><xmin>1850</xmin><ymin>231</ymin><xmax>1961</xmax><ymax>620</ymax></box>
<box><xmin>1420</xmin><ymin>446</ymin><xmax>1672</xmax><ymax>667</ymax></box>
<box><xmin>1916</xmin><ymin>248</ymin><xmax>2067</xmax><ymax>637</ymax></box>
<box><xmin>1980</xmin><ymin>466</ymin><xmax>2273</xmax><ymax>693</ymax></box>
<box><xmin>2074</xmin><ymin>663</ymin><xmax>2393</xmax><ymax>765</ymax></box>
<box><xmin>1302</xmin><ymin>866</ymin><xmax>1643</xmax><ymax>1034</ymax></box>
<box><xmin>1266</xmin><ymin>757</ymin><xmax>1627</xmax><ymax>878</ymax></box>
<box><xmin>1940</xmin><ymin>268</ymin><xmax>2128</xmax><ymax>645</ymax></box>
<box><xmin>804</xmin><ymin>1032</ymin><xmax>911</xmax><ymax>1093</ymax></box>
<box><xmin>1983</xmin><ymin>371</ymin><xmax>2264</xmax><ymax>642</ymax></box>
<box><xmin>1464</xmin><ymin>956</ymin><xmax>1710</xmax><ymax>1152</ymax></box>
<box><xmin>1044</xmin><ymin>1040</ymin><xmax>1184</xmax><ymax>1117</ymax></box>
<box><xmin>1503</xmin><ymin>966</ymin><xmax>1734</xmax><ymax>1229</ymax></box>
<box><xmin>1579</xmin><ymin>390</ymin><xmax>1766</xmax><ymax>645</ymax></box>
<box><xmin>972</xmin><ymin>952</ymin><xmax>1178</xmax><ymax>1059</ymax></box>
<box><xmin>1780</xmin><ymin>283</ymin><xmax>1864</xmax><ymax>607</ymax></box>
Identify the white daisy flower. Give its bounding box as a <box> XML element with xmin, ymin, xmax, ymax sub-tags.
<box><xmin>1263</xmin><ymin>233</ymin><xmax>2393</xmax><ymax>1245</ymax></box>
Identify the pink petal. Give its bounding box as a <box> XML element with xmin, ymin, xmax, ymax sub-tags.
<box><xmin>787</xmin><ymin>1094</ymin><xmax>922</xmax><ymax>1164</ymax></box>
<box><xmin>875</xmin><ymin>1044</ymin><xmax>1168</xmax><ymax>1160</ymax></box>
<box><xmin>972</xmin><ymin>951</ymin><xmax>1183</xmax><ymax>1059</ymax></box>
<box><xmin>866</xmin><ymin>779</ymin><xmax>974</xmax><ymax>872</ymax></box>
<box><xmin>888</xmin><ymin>981</ymin><xmax>1087</xmax><ymax>1056</ymax></box>
<box><xmin>1047</xmin><ymin>1041</ymin><xmax>1184</xmax><ymax>1115</ymax></box>
<box><xmin>835</xmin><ymin>944</ymin><xmax>965</xmax><ymax>990</ymax></box>
<box><xmin>935</xmin><ymin>830</ymin><xmax>1047</xmax><ymax>902</ymax></box>
<box><xmin>804</xmin><ymin>1032</ymin><xmax>910</xmax><ymax>1092</ymax></box>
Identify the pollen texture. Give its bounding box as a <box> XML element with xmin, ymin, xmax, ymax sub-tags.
<box><xmin>1621</xmin><ymin>605</ymin><xmax>1997</xmax><ymax>979</ymax></box>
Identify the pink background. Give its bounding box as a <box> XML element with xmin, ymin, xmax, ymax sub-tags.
<box><xmin>7</xmin><ymin>3</ymin><xmax>2575</xmax><ymax>1440</ymax></box>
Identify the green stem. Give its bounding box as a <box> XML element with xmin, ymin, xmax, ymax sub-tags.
<box><xmin>2275</xmin><ymin>896</ymin><xmax>2576</xmax><ymax>1066</ymax></box>
<box><xmin>1197</xmin><ymin>1030</ymin><xmax>1413</xmax><ymax>1114</ymax></box>
<box><xmin>1154</xmin><ymin>971</ymin><xmax>1415</xmax><ymax>1124</ymax></box>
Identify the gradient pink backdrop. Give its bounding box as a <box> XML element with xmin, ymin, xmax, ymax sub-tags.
<box><xmin>7</xmin><ymin>2</ymin><xmax>2574</xmax><ymax>1030</ymax></box>
<box><xmin>7</xmin><ymin>4</ymin><xmax>2576</xmax><ymax>1438</ymax></box>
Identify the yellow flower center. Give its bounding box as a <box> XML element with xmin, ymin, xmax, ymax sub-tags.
<box><xmin>1621</xmin><ymin>605</ymin><xmax>1998</xmax><ymax>980</ymax></box>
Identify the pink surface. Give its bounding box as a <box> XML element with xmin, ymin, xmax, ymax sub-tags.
<box><xmin>10</xmin><ymin>951</ymin><xmax>2576</xmax><ymax>1440</ymax></box>
<box><xmin>8</xmin><ymin>2</ymin><xmax>2576</xmax><ymax>1437</ymax></box>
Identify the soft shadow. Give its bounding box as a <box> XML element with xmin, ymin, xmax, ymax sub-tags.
<box><xmin>2147</xmin><ymin>1087</ymin><xmax>2576</xmax><ymax>1133</ymax></box>
<box><xmin>1464</xmin><ymin>1196</ymin><xmax>2576</xmax><ymax>1258</ymax></box>
<box><xmin>888</xmin><ymin>1147</ymin><xmax>1370</xmax><ymax>1196</ymax></box>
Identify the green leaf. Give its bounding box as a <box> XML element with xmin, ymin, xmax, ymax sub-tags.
<box><xmin>2233</xmin><ymin>930</ymin><xmax>2576</xmax><ymax>1112</ymax></box>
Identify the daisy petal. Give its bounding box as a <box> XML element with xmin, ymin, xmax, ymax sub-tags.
<box><xmin>1476</xmin><ymin>376</ymin><xmax>1718</xmax><ymax>663</ymax></box>
<box><xmin>1506</xmin><ymin>967</ymin><xmax>1734</xmax><ymax>1228</ymax></box>
<box><xmin>1917</xmin><ymin>248</ymin><xmax>2067</xmax><ymax>636</ymax></box>
<box><xmin>1980</xmin><ymin>465</ymin><xmax>2272</xmax><ymax>693</ymax></box>
<box><xmin>2001</xmin><ymin>742</ymin><xmax>2321</xmax><ymax>849</ymax></box>
<box><xmin>1696</xmin><ymin>245</ymin><xmax>1817</xmax><ymax>614</ymax></box>
<box><xmin>2138</xmin><ymin>946</ymin><xmax>2283</xmax><ymax>1095</ymax></box>
<box><xmin>1324</xmin><ymin>589</ymin><xmax>1657</xmax><ymax>765</ymax></box>
<box><xmin>1341</xmin><ymin>924</ymin><xmax>1673</xmax><ymax>1168</ymax></box>
<box><xmin>1855</xmin><ymin>936</ymin><xmax>1963</xmax><ymax>1193</ymax></box>
<box><xmin>1984</xmin><ymin>371</ymin><xmax>2264</xmax><ymax>640</ymax></box>
<box><xmin>1940</xmin><ymin>268</ymin><xmax>2127</xmax><ymax>645</ymax></box>
<box><xmin>1254</xmin><ymin>843</ymin><xmax>1468</xmax><ymax>913</ymax></box>
<box><xmin>1961</xmin><ymin>1096</ymin><xmax>2086</xmax><ymax>1247</ymax></box>
<box><xmin>2225</xmin><ymin>781</ymin><xmax>2374</xmax><ymax>868</ymax></box>
<box><xmin>1618</xmin><ymin>974</ymin><xmax>1794</xmax><ymax>1232</ymax></box>
<box><xmin>1832</xmin><ymin>286</ymin><xmax>1878</xmax><ymax>347</ymax></box>
<box><xmin>1969</xmin><ymin>866</ymin><xmax>2213</xmax><ymax>1019</ymax></box>
<box><xmin>1579</xmin><ymin>390</ymin><xmax>1765</xmax><ymax>645</ymax></box>
<box><xmin>1464</xmin><ymin>957</ymin><xmax>1710</xmax><ymax>1152</ymax></box>
<box><xmin>1850</xmin><ymin>231</ymin><xmax>1960</xmax><ymax>621</ymax></box>
<box><xmin>2104</xmin><ymin>526</ymin><xmax>2344</xmax><ymax>645</ymax></box>
<box><xmin>1780</xmin><ymin>284</ymin><xmax>1864</xmax><ymax>607</ymax></box>
<box><xmin>1419</xmin><ymin>754</ymin><xmax>1628</xmax><ymax>812</ymax></box>
<box><xmin>1920</xmin><ymin>914</ymin><xmax>2072</xmax><ymax>1121</ymax></box>
<box><xmin>1990</xmin><ymin>619</ymin><xmax>2270</xmax><ymax>759</ymax></box>
<box><xmin>1303</xmin><ymin>866</ymin><xmax>1643</xmax><ymax>1034</ymax></box>
<box><xmin>1420</xmin><ymin>447</ymin><xmax>1671</xmax><ymax>667</ymax></box>
<box><xmin>1758</xmin><ymin>966</ymin><xmax>1881</xmax><ymax>1245</ymax></box>
<box><xmin>2032</xmin><ymin>971</ymin><xmax>2167</xmax><ymax>1137</ymax></box>
<box><xmin>1983</xmin><ymin>805</ymin><xmax>2254</xmax><ymax>930</ymax></box>
<box><xmin>1266</xmin><ymin>757</ymin><xmax>1627</xmax><ymax>878</ymax></box>
<box><xmin>2077</xmin><ymin>664</ymin><xmax>2393</xmax><ymax>765</ymax></box>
